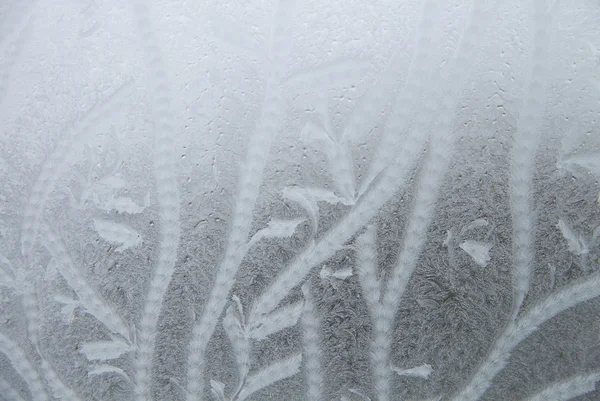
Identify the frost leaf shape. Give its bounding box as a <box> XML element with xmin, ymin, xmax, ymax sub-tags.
<box><xmin>320</xmin><ymin>265</ymin><xmax>353</xmax><ymax>280</ymax></box>
<box><xmin>559</xmin><ymin>152</ymin><xmax>600</xmax><ymax>177</ymax></box>
<box><xmin>392</xmin><ymin>364</ymin><xmax>433</xmax><ymax>379</ymax></box>
<box><xmin>442</xmin><ymin>230</ymin><xmax>453</xmax><ymax>247</ymax></box>
<box><xmin>282</xmin><ymin>186</ymin><xmax>352</xmax><ymax>234</ymax></box>
<box><xmin>210</xmin><ymin>379</ymin><xmax>226</xmax><ymax>401</ymax></box>
<box><xmin>42</xmin><ymin>224</ymin><xmax>130</xmax><ymax>338</ymax></box>
<box><xmin>236</xmin><ymin>353</ymin><xmax>302</xmax><ymax>401</ymax></box>
<box><xmin>417</xmin><ymin>298</ymin><xmax>440</xmax><ymax>309</ymax></box>
<box><xmin>223</xmin><ymin>295</ymin><xmax>250</xmax><ymax>378</ymax></box>
<box><xmin>250</xmin><ymin>300</ymin><xmax>304</xmax><ymax>341</ymax></box>
<box><xmin>79</xmin><ymin>340</ymin><xmax>131</xmax><ymax>361</ymax></box>
<box><xmin>87</xmin><ymin>364</ymin><xmax>131</xmax><ymax>382</ymax></box>
<box><xmin>556</xmin><ymin>217</ymin><xmax>589</xmax><ymax>255</ymax></box>
<box><xmin>459</xmin><ymin>240</ymin><xmax>493</xmax><ymax>267</ymax></box>
<box><xmin>248</xmin><ymin>218</ymin><xmax>306</xmax><ymax>248</ymax></box>
<box><xmin>53</xmin><ymin>295</ymin><xmax>79</xmax><ymax>325</ymax></box>
<box><xmin>299</xmin><ymin>119</ymin><xmax>356</xmax><ymax>201</ymax></box>
<box><xmin>93</xmin><ymin>218</ymin><xmax>142</xmax><ymax>252</ymax></box>
<box><xmin>320</xmin><ymin>265</ymin><xmax>353</xmax><ymax>289</ymax></box>
<box><xmin>460</xmin><ymin>218</ymin><xmax>489</xmax><ymax>235</ymax></box>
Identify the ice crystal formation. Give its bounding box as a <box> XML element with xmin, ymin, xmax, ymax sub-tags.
<box><xmin>1</xmin><ymin>0</ymin><xmax>600</xmax><ymax>400</ymax></box>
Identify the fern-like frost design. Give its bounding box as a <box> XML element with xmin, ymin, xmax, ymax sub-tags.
<box><xmin>1</xmin><ymin>1</ymin><xmax>599</xmax><ymax>400</ymax></box>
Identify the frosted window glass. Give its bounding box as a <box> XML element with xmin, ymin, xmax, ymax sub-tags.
<box><xmin>1</xmin><ymin>1</ymin><xmax>600</xmax><ymax>400</ymax></box>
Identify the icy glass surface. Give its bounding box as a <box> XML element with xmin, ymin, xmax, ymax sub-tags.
<box><xmin>1</xmin><ymin>1</ymin><xmax>600</xmax><ymax>400</ymax></box>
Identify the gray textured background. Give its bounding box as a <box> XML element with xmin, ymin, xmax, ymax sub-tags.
<box><xmin>1</xmin><ymin>0</ymin><xmax>600</xmax><ymax>400</ymax></box>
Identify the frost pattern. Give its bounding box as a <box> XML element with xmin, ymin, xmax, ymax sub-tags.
<box><xmin>1</xmin><ymin>0</ymin><xmax>600</xmax><ymax>401</ymax></box>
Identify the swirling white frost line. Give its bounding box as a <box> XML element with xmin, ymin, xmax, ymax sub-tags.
<box><xmin>131</xmin><ymin>2</ymin><xmax>181</xmax><ymax>400</ymax></box>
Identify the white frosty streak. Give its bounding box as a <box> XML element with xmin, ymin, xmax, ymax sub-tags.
<box><xmin>20</xmin><ymin>80</ymin><xmax>133</xmax><ymax>258</ymax></box>
<box><xmin>509</xmin><ymin>0</ymin><xmax>554</xmax><ymax>321</ymax></box>
<box><xmin>39</xmin><ymin>359</ymin><xmax>82</xmax><ymax>401</ymax></box>
<box><xmin>187</xmin><ymin>7</ymin><xmax>287</xmax><ymax>400</ymax></box>
<box><xmin>556</xmin><ymin>217</ymin><xmax>589</xmax><ymax>256</ymax></box>
<box><xmin>373</xmin><ymin>0</ymin><xmax>486</xmax><ymax>398</ymax></box>
<box><xmin>522</xmin><ymin>371</ymin><xmax>600</xmax><ymax>401</ymax></box>
<box><xmin>188</xmin><ymin>85</ymin><xmax>284</xmax><ymax>400</ymax></box>
<box><xmin>0</xmin><ymin>377</ymin><xmax>26</xmax><ymax>401</ymax></box>
<box><xmin>79</xmin><ymin>340</ymin><xmax>132</xmax><ymax>361</ymax></box>
<box><xmin>11</xmin><ymin>230</ymin><xmax>82</xmax><ymax>400</ymax></box>
<box><xmin>301</xmin><ymin>283</ymin><xmax>323</xmax><ymax>401</ymax></box>
<box><xmin>250</xmin><ymin>125</ymin><xmax>427</xmax><ymax>322</ymax></box>
<box><xmin>131</xmin><ymin>2</ymin><xmax>181</xmax><ymax>400</ymax></box>
<box><xmin>376</xmin><ymin>133</ymin><xmax>455</xmax><ymax>401</ymax></box>
<box><xmin>281</xmin><ymin>186</ymin><xmax>351</xmax><ymax>235</ymax></box>
<box><xmin>247</xmin><ymin>218</ymin><xmax>306</xmax><ymax>248</ymax></box>
<box><xmin>0</xmin><ymin>333</ymin><xmax>48</xmax><ymax>401</ymax></box>
<box><xmin>356</xmin><ymin>224</ymin><xmax>380</xmax><ymax>316</ymax></box>
<box><xmin>248</xmin><ymin>0</ymin><xmax>486</xmax><ymax>318</ymax></box>
<box><xmin>250</xmin><ymin>300</ymin><xmax>304</xmax><ymax>341</ymax></box>
<box><xmin>452</xmin><ymin>272</ymin><xmax>600</xmax><ymax>401</ymax></box>
<box><xmin>41</xmin><ymin>222</ymin><xmax>130</xmax><ymax>339</ymax></box>
<box><xmin>236</xmin><ymin>354</ymin><xmax>302</xmax><ymax>401</ymax></box>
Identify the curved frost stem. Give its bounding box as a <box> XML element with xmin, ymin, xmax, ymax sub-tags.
<box><xmin>301</xmin><ymin>283</ymin><xmax>323</xmax><ymax>401</ymax></box>
<box><xmin>452</xmin><ymin>272</ymin><xmax>600</xmax><ymax>401</ymax></box>
<box><xmin>250</xmin><ymin>126</ymin><xmax>427</xmax><ymax>323</ymax></box>
<box><xmin>186</xmin><ymin>4</ymin><xmax>289</xmax><ymax>399</ymax></box>
<box><xmin>359</xmin><ymin>0</ymin><xmax>434</xmax><ymax>195</ymax></box>
<box><xmin>251</xmin><ymin>1</ymin><xmax>487</xmax><ymax>328</ymax></box>
<box><xmin>8</xmin><ymin>238</ymin><xmax>82</xmax><ymax>400</ymax></box>
<box><xmin>39</xmin><ymin>359</ymin><xmax>82</xmax><ymax>401</ymax></box>
<box><xmin>0</xmin><ymin>377</ymin><xmax>27</xmax><ymax>401</ymax></box>
<box><xmin>21</xmin><ymin>279</ymin><xmax>82</xmax><ymax>400</ymax></box>
<box><xmin>510</xmin><ymin>0</ymin><xmax>554</xmax><ymax>320</ymax></box>
<box><xmin>356</xmin><ymin>224</ymin><xmax>380</xmax><ymax>316</ymax></box>
<box><xmin>20</xmin><ymin>79</ymin><xmax>133</xmax><ymax>259</ymax></box>
<box><xmin>236</xmin><ymin>353</ymin><xmax>302</xmax><ymax>401</ymax></box>
<box><xmin>187</xmin><ymin>86</ymin><xmax>284</xmax><ymax>401</ymax></box>
<box><xmin>358</xmin><ymin>1</ymin><xmax>486</xmax><ymax>398</ymax></box>
<box><xmin>356</xmin><ymin>224</ymin><xmax>390</xmax><ymax>401</ymax></box>
<box><xmin>41</xmin><ymin>222</ymin><xmax>130</xmax><ymax>339</ymax></box>
<box><xmin>0</xmin><ymin>333</ymin><xmax>48</xmax><ymax>401</ymax></box>
<box><xmin>522</xmin><ymin>371</ymin><xmax>600</xmax><ymax>401</ymax></box>
<box><xmin>376</xmin><ymin>133</ymin><xmax>454</xmax><ymax>401</ymax></box>
<box><xmin>5</xmin><ymin>251</ymin><xmax>82</xmax><ymax>400</ymax></box>
<box><xmin>131</xmin><ymin>3</ymin><xmax>181</xmax><ymax>400</ymax></box>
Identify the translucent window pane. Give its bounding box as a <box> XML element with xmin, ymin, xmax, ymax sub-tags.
<box><xmin>1</xmin><ymin>1</ymin><xmax>600</xmax><ymax>400</ymax></box>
